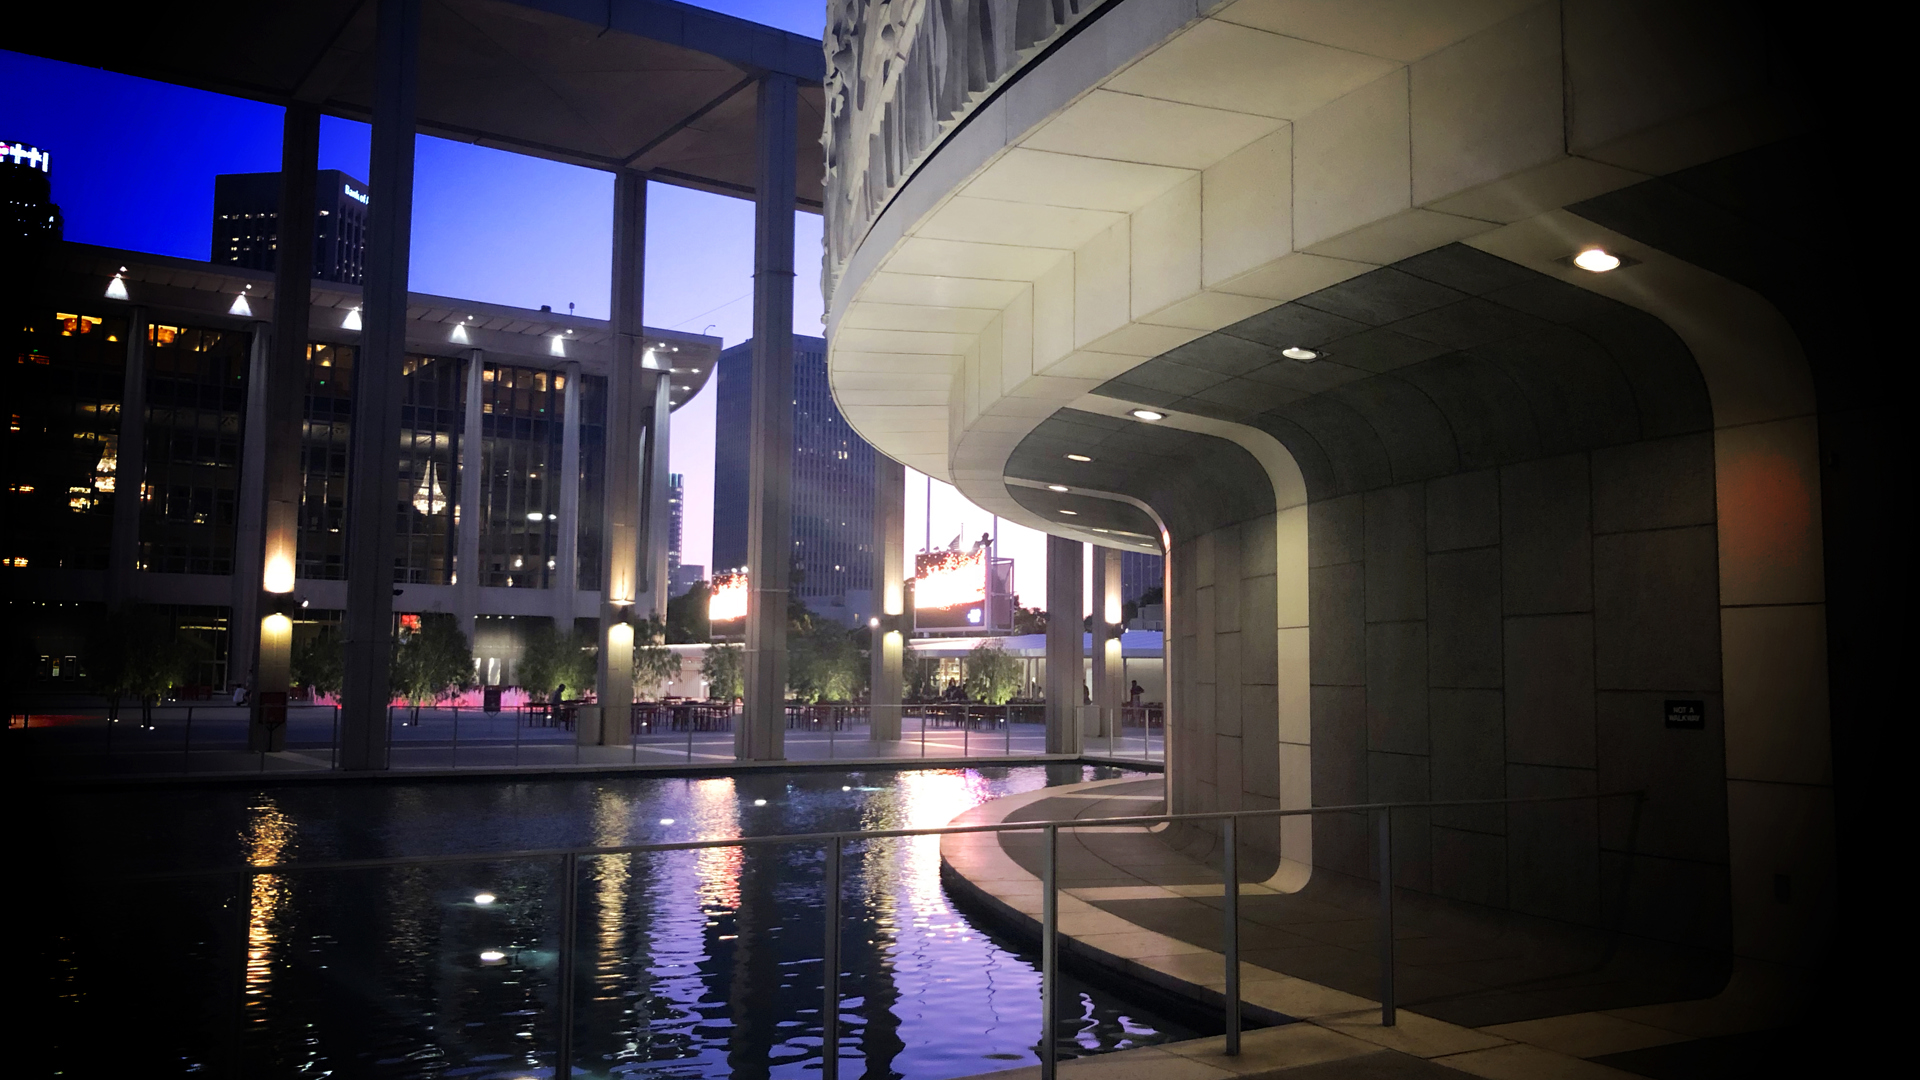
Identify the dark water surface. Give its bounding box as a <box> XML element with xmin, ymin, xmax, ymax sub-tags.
<box><xmin>32</xmin><ymin>764</ymin><xmax>1202</xmax><ymax>1078</ymax></box>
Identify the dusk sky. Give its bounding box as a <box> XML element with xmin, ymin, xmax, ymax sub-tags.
<box><xmin>0</xmin><ymin>0</ymin><xmax>1065</xmax><ymax>607</ymax></box>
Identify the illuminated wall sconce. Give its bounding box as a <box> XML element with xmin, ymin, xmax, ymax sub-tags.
<box><xmin>550</xmin><ymin>335</ymin><xmax>567</xmax><ymax>357</ymax></box>
<box><xmin>450</xmin><ymin>322</ymin><xmax>470</xmax><ymax>344</ymax></box>
<box><xmin>342</xmin><ymin>306</ymin><xmax>362</xmax><ymax>331</ymax></box>
<box><xmin>229</xmin><ymin>285</ymin><xmax>254</xmax><ymax>317</ymax></box>
<box><xmin>105</xmin><ymin>269</ymin><xmax>129</xmax><ymax>300</ymax></box>
<box><xmin>263</xmin><ymin>555</ymin><xmax>295</xmax><ymax>595</ymax></box>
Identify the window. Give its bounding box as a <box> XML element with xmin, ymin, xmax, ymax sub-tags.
<box><xmin>0</xmin><ymin>310</ymin><xmax>126</xmax><ymax>570</ymax></box>
<box><xmin>477</xmin><ymin>363</ymin><xmax>563</xmax><ymax>588</ymax></box>
<box><xmin>138</xmin><ymin>322</ymin><xmax>249</xmax><ymax>575</ymax></box>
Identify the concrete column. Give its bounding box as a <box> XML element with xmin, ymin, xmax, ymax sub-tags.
<box><xmin>230</xmin><ymin>324</ymin><xmax>270</xmax><ymax>718</ymax></box>
<box><xmin>595</xmin><ymin>171</ymin><xmax>646</xmax><ymax>746</ymax></box>
<box><xmin>1044</xmin><ymin>534</ymin><xmax>1084</xmax><ymax>755</ymax></box>
<box><xmin>244</xmin><ymin>101</ymin><xmax>319</xmax><ymax>752</ymax></box>
<box><xmin>1090</xmin><ymin>545</ymin><xmax>1122</xmax><ymax>738</ymax></box>
<box><xmin>339</xmin><ymin>0</ymin><xmax>419</xmax><ymax>771</ymax></box>
<box><xmin>869</xmin><ymin>453</ymin><xmax>905</xmax><ymax>740</ymax></box>
<box><xmin>108</xmin><ymin>306</ymin><xmax>148</xmax><ymax>607</ymax></box>
<box><xmin>738</xmin><ymin>72</ymin><xmax>797</xmax><ymax>762</ymax></box>
<box><xmin>553</xmin><ymin>359</ymin><xmax>581</xmax><ymax>628</ymax></box>
<box><xmin>455</xmin><ymin>348</ymin><xmax>484</xmax><ymax>642</ymax></box>
<box><xmin>635</xmin><ymin>369</ymin><xmax>671</xmax><ymax>622</ymax></box>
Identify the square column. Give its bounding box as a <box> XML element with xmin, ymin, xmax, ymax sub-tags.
<box><xmin>739</xmin><ymin>72</ymin><xmax>798</xmax><ymax>762</ymax></box>
<box><xmin>1090</xmin><ymin>545</ymin><xmax>1123</xmax><ymax>738</ymax></box>
<box><xmin>595</xmin><ymin>170</ymin><xmax>647</xmax><ymax>745</ymax></box>
<box><xmin>242</xmin><ymin>101</ymin><xmax>320</xmax><ymax>752</ymax></box>
<box><xmin>455</xmin><ymin>348</ymin><xmax>484</xmax><ymax>641</ymax></box>
<box><xmin>635</xmin><ymin>368</ymin><xmax>671</xmax><ymax>622</ymax></box>
<box><xmin>552</xmin><ymin>359</ymin><xmax>582</xmax><ymax>628</ymax></box>
<box><xmin>869</xmin><ymin>453</ymin><xmax>905</xmax><ymax>740</ymax></box>
<box><xmin>1045</xmin><ymin>534</ymin><xmax>1084</xmax><ymax>755</ymax></box>
<box><xmin>107</xmin><ymin>307</ymin><xmax>148</xmax><ymax>608</ymax></box>
<box><xmin>339</xmin><ymin>0</ymin><xmax>420</xmax><ymax>771</ymax></box>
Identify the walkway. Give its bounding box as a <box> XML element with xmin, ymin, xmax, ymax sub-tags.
<box><xmin>941</xmin><ymin>778</ymin><xmax>1811</xmax><ymax>1079</ymax></box>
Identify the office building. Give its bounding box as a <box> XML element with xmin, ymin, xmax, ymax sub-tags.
<box><xmin>4</xmin><ymin>241</ymin><xmax>716</xmax><ymax>689</ymax></box>
<box><xmin>712</xmin><ymin>335</ymin><xmax>875</xmax><ymax>622</ymax></box>
<box><xmin>1119</xmin><ymin>551</ymin><xmax>1161</xmax><ymax>607</ymax></box>
<box><xmin>2</xmin><ymin>139</ymin><xmax>60</xmax><ymax>246</ymax></box>
<box><xmin>666</xmin><ymin>472</ymin><xmax>683</xmax><ymax>589</ymax></box>
<box><xmin>212</xmin><ymin>170</ymin><xmax>370</xmax><ymax>285</ymax></box>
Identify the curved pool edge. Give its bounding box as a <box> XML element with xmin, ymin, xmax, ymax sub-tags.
<box><xmin>937</xmin><ymin>776</ymin><xmax>1302</xmax><ymax>1032</ymax></box>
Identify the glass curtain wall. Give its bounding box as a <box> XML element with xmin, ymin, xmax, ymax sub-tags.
<box><xmin>139</xmin><ymin>322</ymin><xmax>250</xmax><ymax>575</ymax></box>
<box><xmin>575</xmin><ymin>374</ymin><xmax>606</xmax><ymax>591</ymax></box>
<box><xmin>477</xmin><ymin>363</ymin><xmax>563</xmax><ymax>589</ymax></box>
<box><xmin>297</xmin><ymin>343</ymin><xmax>354</xmax><ymax>579</ymax></box>
<box><xmin>396</xmin><ymin>354</ymin><xmax>463</xmax><ymax>584</ymax></box>
<box><xmin>3</xmin><ymin>310</ymin><xmax>127</xmax><ymax>570</ymax></box>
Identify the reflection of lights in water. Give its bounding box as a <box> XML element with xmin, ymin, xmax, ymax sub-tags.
<box><xmin>688</xmin><ymin>779</ymin><xmax>741</xmax><ymax>913</ymax></box>
<box><xmin>243</xmin><ymin>799</ymin><xmax>296</xmax><ymax>1015</ymax></box>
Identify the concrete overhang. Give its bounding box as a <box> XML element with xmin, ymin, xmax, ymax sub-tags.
<box><xmin>9</xmin><ymin>0</ymin><xmax>826</xmax><ymax>209</ymax></box>
<box><xmin>58</xmin><ymin>241</ymin><xmax>720</xmax><ymax>402</ymax></box>
<box><xmin>823</xmin><ymin>0</ymin><xmax>1807</xmax><ymax>544</ymax></box>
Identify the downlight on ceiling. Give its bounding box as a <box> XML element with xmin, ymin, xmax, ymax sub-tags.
<box><xmin>1058</xmin><ymin>509</ymin><xmax>1078</xmax><ymax>515</ymax></box>
<box><xmin>1047</xmin><ymin>484</ymin><xmax>1068</xmax><ymax>492</ymax></box>
<box><xmin>1572</xmin><ymin>248</ymin><xmax>1622</xmax><ymax>272</ymax></box>
<box><xmin>1065</xmin><ymin>453</ymin><xmax>1092</xmax><ymax>462</ymax></box>
<box><xmin>1281</xmin><ymin>347</ymin><xmax>1318</xmax><ymax>361</ymax></box>
<box><xmin>1129</xmin><ymin>409</ymin><xmax>1165</xmax><ymax>421</ymax></box>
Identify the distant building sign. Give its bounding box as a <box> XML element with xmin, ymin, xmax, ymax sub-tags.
<box><xmin>1665</xmin><ymin>699</ymin><xmax>1705</xmax><ymax>729</ymax></box>
<box><xmin>1</xmin><ymin>140</ymin><xmax>50</xmax><ymax>172</ymax></box>
<box><xmin>914</xmin><ymin>548</ymin><xmax>987</xmax><ymax>629</ymax></box>
<box><xmin>344</xmin><ymin>183</ymin><xmax>369</xmax><ymax>205</ymax></box>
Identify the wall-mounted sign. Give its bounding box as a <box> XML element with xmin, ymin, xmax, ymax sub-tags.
<box><xmin>708</xmin><ymin>569</ymin><xmax>747</xmax><ymax>625</ymax></box>
<box><xmin>1665</xmin><ymin>699</ymin><xmax>1705</xmax><ymax>729</ymax></box>
<box><xmin>344</xmin><ymin>183</ymin><xmax>369</xmax><ymax>205</ymax></box>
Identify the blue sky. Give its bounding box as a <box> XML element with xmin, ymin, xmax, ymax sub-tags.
<box><xmin>0</xmin><ymin>0</ymin><xmax>1064</xmax><ymax>605</ymax></box>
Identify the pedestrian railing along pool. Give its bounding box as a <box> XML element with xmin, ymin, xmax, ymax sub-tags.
<box><xmin>103</xmin><ymin>789</ymin><xmax>1639</xmax><ymax>1080</ymax></box>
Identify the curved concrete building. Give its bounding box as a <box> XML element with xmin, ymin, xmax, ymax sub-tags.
<box><xmin>826</xmin><ymin>0</ymin><xmax>1840</xmax><ymax>982</ymax></box>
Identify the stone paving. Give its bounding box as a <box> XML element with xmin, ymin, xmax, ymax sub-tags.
<box><xmin>940</xmin><ymin>777</ymin><xmax>1812</xmax><ymax>1080</ymax></box>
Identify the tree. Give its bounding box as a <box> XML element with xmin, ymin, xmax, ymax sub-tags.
<box><xmin>519</xmin><ymin>623</ymin><xmax>596</xmax><ymax>702</ymax></box>
<box><xmin>86</xmin><ymin>607</ymin><xmax>208</xmax><ymax>728</ymax></box>
<box><xmin>1012</xmin><ymin>605</ymin><xmax>1047</xmax><ymax>636</ymax></box>
<box><xmin>291</xmin><ymin>627</ymin><xmax>344</xmax><ymax>699</ymax></box>
<box><xmin>701</xmin><ymin>643</ymin><xmax>742</xmax><ymax>701</ymax></box>
<box><xmin>788</xmin><ymin>619</ymin><xmax>864</xmax><ymax>703</ymax></box>
<box><xmin>664</xmin><ymin>581</ymin><xmax>710</xmax><ymax>644</ymax></box>
<box><xmin>964</xmin><ymin>641</ymin><xmax>1022</xmax><ymax>705</ymax></box>
<box><xmin>633</xmin><ymin>617</ymin><xmax>680</xmax><ymax>700</ymax></box>
<box><xmin>390</xmin><ymin>613</ymin><xmax>474</xmax><ymax>723</ymax></box>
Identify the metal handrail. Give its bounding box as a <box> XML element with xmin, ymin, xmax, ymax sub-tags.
<box><xmin>96</xmin><ymin>788</ymin><xmax>1642</xmax><ymax>1080</ymax></box>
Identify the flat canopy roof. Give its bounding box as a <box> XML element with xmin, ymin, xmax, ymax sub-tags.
<box><xmin>12</xmin><ymin>0</ymin><xmax>825</xmax><ymax>208</ymax></box>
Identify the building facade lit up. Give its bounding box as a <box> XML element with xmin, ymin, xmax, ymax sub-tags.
<box><xmin>212</xmin><ymin>170</ymin><xmax>371</xmax><ymax>285</ymax></box>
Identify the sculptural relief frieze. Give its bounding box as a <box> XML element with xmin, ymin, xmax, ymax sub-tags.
<box><xmin>823</xmin><ymin>0</ymin><xmax>1102</xmax><ymax>306</ymax></box>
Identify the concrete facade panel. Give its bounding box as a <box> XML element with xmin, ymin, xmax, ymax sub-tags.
<box><xmin>1503</xmin><ymin>613</ymin><xmax>1596</xmax><ymax>768</ymax></box>
<box><xmin>1500</xmin><ymin>454</ymin><xmax>1592</xmax><ymax>615</ymax></box>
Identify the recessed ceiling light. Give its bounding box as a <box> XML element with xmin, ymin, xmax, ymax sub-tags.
<box><xmin>1047</xmin><ymin>484</ymin><xmax>1068</xmax><ymax>492</ymax></box>
<box><xmin>1130</xmin><ymin>409</ymin><xmax>1165</xmax><ymax>421</ymax></box>
<box><xmin>1065</xmin><ymin>453</ymin><xmax>1092</xmax><ymax>462</ymax></box>
<box><xmin>1281</xmin><ymin>347</ymin><xmax>1318</xmax><ymax>361</ymax></box>
<box><xmin>1058</xmin><ymin>509</ymin><xmax>1078</xmax><ymax>515</ymax></box>
<box><xmin>1572</xmin><ymin>248</ymin><xmax>1621</xmax><ymax>273</ymax></box>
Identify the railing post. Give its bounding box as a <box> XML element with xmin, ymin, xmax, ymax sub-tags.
<box><xmin>821</xmin><ymin>834</ymin><xmax>843</xmax><ymax>1078</ymax></box>
<box><xmin>686</xmin><ymin>715</ymin><xmax>694</xmax><ymax>764</ymax></box>
<box><xmin>1041</xmin><ymin>823</ymin><xmax>1058</xmax><ymax>1080</ymax></box>
<box><xmin>451</xmin><ymin>704</ymin><xmax>459</xmax><ymax>769</ymax></box>
<box><xmin>330</xmin><ymin>704</ymin><xmax>339</xmax><ymax>770</ymax></box>
<box><xmin>1004</xmin><ymin>704</ymin><xmax>1011</xmax><ymax>756</ymax></box>
<box><xmin>556</xmin><ymin>851</ymin><xmax>578</xmax><ymax>1076</ymax></box>
<box><xmin>183</xmin><ymin>706</ymin><xmax>194</xmax><ymax>773</ymax></box>
<box><xmin>1222</xmin><ymin>815</ymin><xmax>1240</xmax><ymax>1055</ymax></box>
<box><xmin>1377</xmin><ymin>807</ymin><xmax>1395</xmax><ymax>1026</ymax></box>
<box><xmin>963</xmin><ymin>704</ymin><xmax>969</xmax><ymax>757</ymax></box>
<box><xmin>919</xmin><ymin>709</ymin><xmax>927</xmax><ymax>758</ymax></box>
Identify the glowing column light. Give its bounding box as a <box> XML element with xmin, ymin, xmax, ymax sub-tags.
<box><xmin>549</xmin><ymin>334</ymin><xmax>566</xmax><ymax>357</ymax></box>
<box><xmin>708</xmin><ymin>569</ymin><xmax>749</xmax><ymax>623</ymax></box>
<box><xmin>263</xmin><ymin>552</ymin><xmax>296</xmax><ymax>595</ymax></box>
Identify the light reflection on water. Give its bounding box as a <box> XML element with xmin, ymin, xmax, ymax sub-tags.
<box><xmin>47</xmin><ymin>764</ymin><xmax>1197</xmax><ymax>1078</ymax></box>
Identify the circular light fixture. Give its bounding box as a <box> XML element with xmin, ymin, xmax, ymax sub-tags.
<box><xmin>1130</xmin><ymin>409</ymin><xmax>1165</xmax><ymax>421</ymax></box>
<box><xmin>753</xmin><ymin>798</ymin><xmax>767</xmax><ymax>806</ymax></box>
<box><xmin>479</xmin><ymin>950</ymin><xmax>507</xmax><ymax>964</ymax></box>
<box><xmin>1281</xmin><ymin>347</ymin><xmax>1318</xmax><ymax>361</ymax></box>
<box><xmin>1047</xmin><ymin>484</ymin><xmax>1069</xmax><ymax>492</ymax></box>
<box><xmin>659</xmin><ymin>818</ymin><xmax>675</xmax><ymax>825</ymax></box>
<box><xmin>473</xmin><ymin>892</ymin><xmax>497</xmax><ymax>906</ymax></box>
<box><xmin>1059</xmin><ymin>509</ymin><xmax>1078</xmax><ymax>515</ymax></box>
<box><xmin>1573</xmin><ymin>248</ymin><xmax>1621</xmax><ymax>273</ymax></box>
<box><xmin>842</xmin><ymin>785</ymin><xmax>852</xmax><ymax>791</ymax></box>
<box><xmin>1065</xmin><ymin>453</ymin><xmax>1092</xmax><ymax>462</ymax></box>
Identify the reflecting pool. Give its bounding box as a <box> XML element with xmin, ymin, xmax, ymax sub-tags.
<box><xmin>34</xmin><ymin>763</ymin><xmax>1203</xmax><ymax>1077</ymax></box>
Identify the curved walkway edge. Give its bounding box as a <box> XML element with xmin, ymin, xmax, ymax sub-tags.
<box><xmin>939</xmin><ymin>778</ymin><xmax>1807</xmax><ymax>1080</ymax></box>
